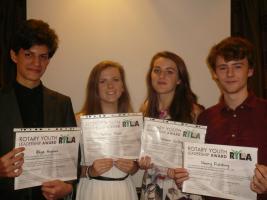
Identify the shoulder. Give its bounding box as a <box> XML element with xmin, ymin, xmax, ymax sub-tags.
<box><xmin>191</xmin><ymin>103</ymin><xmax>205</xmax><ymax>122</ymax></box>
<box><xmin>192</xmin><ymin>103</ymin><xmax>205</xmax><ymax>116</ymax></box>
<box><xmin>0</xmin><ymin>85</ymin><xmax>13</xmax><ymax>95</ymax></box>
<box><xmin>75</xmin><ymin>112</ymin><xmax>85</xmax><ymax>125</ymax></box>
<box><xmin>43</xmin><ymin>86</ymin><xmax>71</xmax><ymax>102</ymax></box>
<box><xmin>0</xmin><ymin>86</ymin><xmax>15</xmax><ymax>101</ymax></box>
<box><xmin>197</xmin><ymin>103</ymin><xmax>221</xmax><ymax>125</ymax></box>
<box><xmin>139</xmin><ymin>100</ymin><xmax>148</xmax><ymax>114</ymax></box>
<box><xmin>254</xmin><ymin>96</ymin><xmax>267</xmax><ymax>107</ymax></box>
<box><xmin>252</xmin><ymin>96</ymin><xmax>267</xmax><ymax>116</ymax></box>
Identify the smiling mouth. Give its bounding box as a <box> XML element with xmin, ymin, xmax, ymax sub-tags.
<box><xmin>29</xmin><ymin>68</ymin><xmax>42</xmax><ymax>73</ymax></box>
<box><xmin>225</xmin><ymin>81</ymin><xmax>237</xmax><ymax>84</ymax></box>
<box><xmin>107</xmin><ymin>92</ymin><xmax>116</xmax><ymax>95</ymax></box>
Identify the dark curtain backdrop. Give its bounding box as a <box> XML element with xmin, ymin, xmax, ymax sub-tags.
<box><xmin>0</xmin><ymin>0</ymin><xmax>26</xmax><ymax>88</ymax></box>
<box><xmin>231</xmin><ymin>0</ymin><xmax>267</xmax><ymax>98</ymax></box>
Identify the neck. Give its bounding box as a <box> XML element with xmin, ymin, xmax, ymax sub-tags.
<box><xmin>223</xmin><ymin>89</ymin><xmax>249</xmax><ymax>110</ymax></box>
<box><xmin>101</xmin><ymin>102</ymin><xmax>118</xmax><ymax>114</ymax></box>
<box><xmin>158</xmin><ymin>92</ymin><xmax>174</xmax><ymax>111</ymax></box>
<box><xmin>16</xmin><ymin>77</ymin><xmax>40</xmax><ymax>89</ymax></box>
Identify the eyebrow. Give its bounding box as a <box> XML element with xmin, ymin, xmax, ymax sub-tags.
<box><xmin>232</xmin><ymin>62</ymin><xmax>244</xmax><ymax>65</ymax></box>
<box><xmin>25</xmin><ymin>49</ymin><xmax>49</xmax><ymax>55</ymax></box>
<box><xmin>153</xmin><ymin>66</ymin><xmax>177</xmax><ymax>70</ymax></box>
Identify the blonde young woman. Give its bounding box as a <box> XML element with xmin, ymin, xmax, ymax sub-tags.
<box><xmin>75</xmin><ymin>61</ymin><xmax>138</xmax><ymax>200</ymax></box>
<box><xmin>139</xmin><ymin>51</ymin><xmax>204</xmax><ymax>200</ymax></box>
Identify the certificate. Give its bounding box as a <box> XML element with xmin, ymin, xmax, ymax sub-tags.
<box><xmin>182</xmin><ymin>142</ymin><xmax>257</xmax><ymax>200</ymax></box>
<box><xmin>14</xmin><ymin>127</ymin><xmax>80</xmax><ymax>190</ymax></box>
<box><xmin>140</xmin><ymin>117</ymin><xmax>206</xmax><ymax>168</ymax></box>
<box><xmin>81</xmin><ymin>113</ymin><xmax>142</xmax><ymax>165</ymax></box>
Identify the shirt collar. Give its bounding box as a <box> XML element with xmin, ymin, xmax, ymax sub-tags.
<box><xmin>14</xmin><ymin>81</ymin><xmax>43</xmax><ymax>94</ymax></box>
<box><xmin>219</xmin><ymin>92</ymin><xmax>256</xmax><ymax>112</ymax></box>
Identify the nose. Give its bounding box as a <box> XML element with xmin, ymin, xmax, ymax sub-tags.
<box><xmin>107</xmin><ymin>81</ymin><xmax>114</xmax><ymax>88</ymax></box>
<box><xmin>33</xmin><ymin>56</ymin><xmax>41</xmax><ymax>66</ymax></box>
<box><xmin>158</xmin><ymin>70</ymin><xmax>166</xmax><ymax>78</ymax></box>
<box><xmin>226</xmin><ymin>67</ymin><xmax>234</xmax><ymax>77</ymax></box>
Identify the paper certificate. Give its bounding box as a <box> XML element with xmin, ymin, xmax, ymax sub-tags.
<box><xmin>80</xmin><ymin>113</ymin><xmax>142</xmax><ymax>165</ymax></box>
<box><xmin>14</xmin><ymin>127</ymin><xmax>80</xmax><ymax>190</ymax></box>
<box><xmin>140</xmin><ymin>117</ymin><xmax>207</xmax><ymax>168</ymax></box>
<box><xmin>182</xmin><ymin>142</ymin><xmax>257</xmax><ymax>200</ymax></box>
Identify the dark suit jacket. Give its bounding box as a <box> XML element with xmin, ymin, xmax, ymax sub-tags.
<box><xmin>0</xmin><ymin>85</ymin><xmax>76</xmax><ymax>198</ymax></box>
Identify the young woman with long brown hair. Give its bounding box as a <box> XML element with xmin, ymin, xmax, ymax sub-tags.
<box><xmin>76</xmin><ymin>60</ymin><xmax>138</xmax><ymax>200</ymax></box>
<box><xmin>139</xmin><ymin>51</ymin><xmax>204</xmax><ymax>200</ymax></box>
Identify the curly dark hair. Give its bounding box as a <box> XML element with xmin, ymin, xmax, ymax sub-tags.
<box><xmin>11</xmin><ymin>19</ymin><xmax>58</xmax><ymax>58</ymax></box>
<box><xmin>207</xmin><ymin>37</ymin><xmax>255</xmax><ymax>71</ymax></box>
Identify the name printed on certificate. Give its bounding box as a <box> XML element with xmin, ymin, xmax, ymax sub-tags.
<box><xmin>80</xmin><ymin>113</ymin><xmax>142</xmax><ymax>165</ymax></box>
<box><xmin>182</xmin><ymin>142</ymin><xmax>258</xmax><ymax>200</ymax></box>
<box><xmin>140</xmin><ymin>117</ymin><xmax>207</xmax><ymax>168</ymax></box>
<box><xmin>14</xmin><ymin>127</ymin><xmax>80</xmax><ymax>190</ymax></box>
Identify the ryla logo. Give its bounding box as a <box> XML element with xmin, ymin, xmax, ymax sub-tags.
<box><xmin>59</xmin><ymin>135</ymin><xmax>75</xmax><ymax>144</ymax></box>
<box><xmin>122</xmin><ymin>120</ymin><xmax>139</xmax><ymax>127</ymax></box>
<box><xmin>183</xmin><ymin>130</ymin><xmax>200</xmax><ymax>139</ymax></box>
<box><xmin>230</xmin><ymin>150</ymin><xmax>252</xmax><ymax>161</ymax></box>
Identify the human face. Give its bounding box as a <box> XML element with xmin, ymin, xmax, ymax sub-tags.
<box><xmin>11</xmin><ymin>45</ymin><xmax>50</xmax><ymax>88</ymax></box>
<box><xmin>151</xmin><ymin>57</ymin><xmax>180</xmax><ymax>96</ymax></box>
<box><xmin>213</xmin><ymin>56</ymin><xmax>253</xmax><ymax>95</ymax></box>
<box><xmin>98</xmin><ymin>67</ymin><xmax>124</xmax><ymax>106</ymax></box>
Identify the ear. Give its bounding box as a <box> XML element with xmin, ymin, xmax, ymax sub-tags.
<box><xmin>248</xmin><ymin>68</ymin><xmax>254</xmax><ymax>77</ymax></box>
<box><xmin>10</xmin><ymin>50</ymin><xmax>18</xmax><ymax>64</ymax></box>
<box><xmin>212</xmin><ymin>71</ymin><xmax>218</xmax><ymax>80</ymax></box>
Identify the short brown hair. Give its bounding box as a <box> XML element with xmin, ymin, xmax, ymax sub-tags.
<box><xmin>207</xmin><ymin>37</ymin><xmax>255</xmax><ymax>71</ymax></box>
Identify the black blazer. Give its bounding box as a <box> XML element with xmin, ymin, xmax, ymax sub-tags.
<box><xmin>0</xmin><ymin>85</ymin><xmax>76</xmax><ymax>192</ymax></box>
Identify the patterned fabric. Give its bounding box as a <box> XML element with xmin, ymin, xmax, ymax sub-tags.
<box><xmin>140</xmin><ymin>110</ymin><xmax>203</xmax><ymax>200</ymax></box>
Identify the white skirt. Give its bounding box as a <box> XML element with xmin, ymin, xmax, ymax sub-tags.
<box><xmin>76</xmin><ymin>167</ymin><xmax>138</xmax><ymax>200</ymax></box>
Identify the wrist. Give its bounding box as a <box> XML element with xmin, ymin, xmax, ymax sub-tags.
<box><xmin>130</xmin><ymin>160</ymin><xmax>138</xmax><ymax>175</ymax></box>
<box><xmin>66</xmin><ymin>182</ymin><xmax>73</xmax><ymax>193</ymax></box>
<box><xmin>86</xmin><ymin>166</ymin><xmax>97</xmax><ymax>178</ymax></box>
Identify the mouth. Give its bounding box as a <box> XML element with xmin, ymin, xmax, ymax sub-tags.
<box><xmin>157</xmin><ymin>81</ymin><xmax>167</xmax><ymax>85</ymax></box>
<box><xmin>225</xmin><ymin>80</ymin><xmax>237</xmax><ymax>84</ymax></box>
<box><xmin>106</xmin><ymin>91</ymin><xmax>116</xmax><ymax>95</ymax></box>
<box><xmin>28</xmin><ymin>68</ymin><xmax>42</xmax><ymax>73</ymax></box>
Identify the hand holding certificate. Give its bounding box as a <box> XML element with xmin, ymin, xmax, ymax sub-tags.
<box><xmin>80</xmin><ymin>113</ymin><xmax>142</xmax><ymax>165</ymax></box>
<box><xmin>182</xmin><ymin>142</ymin><xmax>258</xmax><ymax>200</ymax></box>
<box><xmin>140</xmin><ymin>117</ymin><xmax>206</xmax><ymax>168</ymax></box>
<box><xmin>14</xmin><ymin>127</ymin><xmax>80</xmax><ymax>190</ymax></box>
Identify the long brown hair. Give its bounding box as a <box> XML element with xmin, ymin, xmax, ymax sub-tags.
<box><xmin>80</xmin><ymin>60</ymin><xmax>133</xmax><ymax>115</ymax></box>
<box><xmin>143</xmin><ymin>51</ymin><xmax>199</xmax><ymax>123</ymax></box>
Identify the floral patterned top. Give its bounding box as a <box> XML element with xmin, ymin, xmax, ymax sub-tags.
<box><xmin>140</xmin><ymin>108</ymin><xmax>204</xmax><ymax>200</ymax></box>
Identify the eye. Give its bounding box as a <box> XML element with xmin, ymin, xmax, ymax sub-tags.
<box><xmin>99</xmin><ymin>79</ymin><xmax>106</xmax><ymax>84</ymax></box>
<box><xmin>152</xmin><ymin>68</ymin><xmax>161</xmax><ymax>74</ymax></box>
<box><xmin>40</xmin><ymin>54</ymin><xmax>49</xmax><ymax>61</ymax></box>
<box><xmin>24</xmin><ymin>52</ymin><xmax>32</xmax><ymax>58</ymax></box>
<box><xmin>234</xmin><ymin>65</ymin><xmax>242</xmax><ymax>69</ymax></box>
<box><xmin>218</xmin><ymin>66</ymin><xmax>227</xmax><ymax>71</ymax></box>
<box><xmin>166</xmin><ymin>70</ymin><xmax>175</xmax><ymax>75</ymax></box>
<box><xmin>113</xmin><ymin>77</ymin><xmax>121</xmax><ymax>82</ymax></box>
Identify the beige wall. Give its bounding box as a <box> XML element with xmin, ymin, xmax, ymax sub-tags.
<box><xmin>27</xmin><ymin>0</ymin><xmax>230</xmax><ymax>112</ymax></box>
